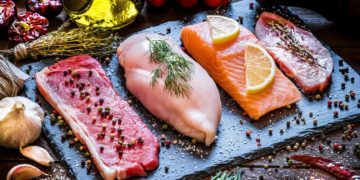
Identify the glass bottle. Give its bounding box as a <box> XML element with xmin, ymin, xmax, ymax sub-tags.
<box><xmin>63</xmin><ymin>0</ymin><xmax>144</xmax><ymax>30</ymax></box>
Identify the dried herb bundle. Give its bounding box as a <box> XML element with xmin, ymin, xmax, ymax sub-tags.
<box><xmin>0</xmin><ymin>21</ymin><xmax>120</xmax><ymax>61</ymax></box>
<box><xmin>0</xmin><ymin>55</ymin><xmax>29</xmax><ymax>99</ymax></box>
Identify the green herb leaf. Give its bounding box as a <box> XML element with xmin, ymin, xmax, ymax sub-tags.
<box><xmin>211</xmin><ymin>167</ymin><xmax>242</xmax><ymax>180</ymax></box>
<box><xmin>147</xmin><ymin>37</ymin><xmax>194</xmax><ymax>97</ymax></box>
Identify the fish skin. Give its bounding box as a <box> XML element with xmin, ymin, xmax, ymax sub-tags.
<box><xmin>117</xmin><ymin>33</ymin><xmax>221</xmax><ymax>146</ymax></box>
<box><xmin>181</xmin><ymin>22</ymin><xmax>302</xmax><ymax>120</ymax></box>
<box><xmin>255</xmin><ymin>12</ymin><xmax>333</xmax><ymax>94</ymax></box>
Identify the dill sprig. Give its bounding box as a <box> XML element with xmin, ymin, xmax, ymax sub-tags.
<box><xmin>268</xmin><ymin>21</ymin><xmax>324</xmax><ymax>69</ymax></box>
<box><xmin>211</xmin><ymin>167</ymin><xmax>242</xmax><ymax>180</ymax></box>
<box><xmin>147</xmin><ymin>37</ymin><xmax>194</xmax><ymax>97</ymax></box>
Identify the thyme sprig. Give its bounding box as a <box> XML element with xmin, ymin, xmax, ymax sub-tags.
<box><xmin>269</xmin><ymin>21</ymin><xmax>324</xmax><ymax>68</ymax></box>
<box><xmin>0</xmin><ymin>21</ymin><xmax>120</xmax><ymax>61</ymax></box>
<box><xmin>211</xmin><ymin>167</ymin><xmax>242</xmax><ymax>180</ymax></box>
<box><xmin>147</xmin><ymin>37</ymin><xmax>194</xmax><ymax>97</ymax></box>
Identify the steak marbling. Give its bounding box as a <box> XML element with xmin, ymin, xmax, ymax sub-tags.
<box><xmin>35</xmin><ymin>55</ymin><xmax>159</xmax><ymax>179</ymax></box>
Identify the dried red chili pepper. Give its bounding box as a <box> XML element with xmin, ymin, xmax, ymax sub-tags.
<box><xmin>25</xmin><ymin>0</ymin><xmax>63</xmax><ymax>18</ymax></box>
<box><xmin>290</xmin><ymin>155</ymin><xmax>359</xmax><ymax>180</ymax></box>
<box><xmin>0</xmin><ymin>0</ymin><xmax>16</xmax><ymax>29</ymax></box>
<box><xmin>8</xmin><ymin>12</ymin><xmax>49</xmax><ymax>43</ymax></box>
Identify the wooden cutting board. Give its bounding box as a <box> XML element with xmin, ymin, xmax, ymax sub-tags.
<box><xmin>18</xmin><ymin>1</ymin><xmax>360</xmax><ymax>179</ymax></box>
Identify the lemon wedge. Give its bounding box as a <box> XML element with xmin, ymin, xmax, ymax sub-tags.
<box><xmin>207</xmin><ymin>15</ymin><xmax>240</xmax><ymax>44</ymax></box>
<box><xmin>245</xmin><ymin>42</ymin><xmax>276</xmax><ymax>93</ymax></box>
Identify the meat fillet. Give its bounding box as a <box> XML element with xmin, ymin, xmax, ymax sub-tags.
<box><xmin>117</xmin><ymin>33</ymin><xmax>221</xmax><ymax>146</ymax></box>
<box><xmin>255</xmin><ymin>12</ymin><xmax>333</xmax><ymax>93</ymax></box>
<box><xmin>36</xmin><ymin>55</ymin><xmax>159</xmax><ymax>179</ymax></box>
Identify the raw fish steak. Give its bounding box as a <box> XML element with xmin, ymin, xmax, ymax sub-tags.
<box><xmin>117</xmin><ymin>33</ymin><xmax>221</xmax><ymax>146</ymax></box>
<box><xmin>181</xmin><ymin>22</ymin><xmax>301</xmax><ymax>120</ymax></box>
<box><xmin>35</xmin><ymin>55</ymin><xmax>159</xmax><ymax>179</ymax></box>
<box><xmin>255</xmin><ymin>12</ymin><xmax>333</xmax><ymax>93</ymax></box>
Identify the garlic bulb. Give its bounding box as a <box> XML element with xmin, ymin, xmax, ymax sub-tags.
<box><xmin>0</xmin><ymin>96</ymin><xmax>44</xmax><ymax>148</ymax></box>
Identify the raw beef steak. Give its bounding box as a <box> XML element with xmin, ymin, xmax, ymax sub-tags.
<box><xmin>255</xmin><ymin>12</ymin><xmax>333</xmax><ymax>94</ymax></box>
<box><xmin>36</xmin><ymin>55</ymin><xmax>159</xmax><ymax>179</ymax></box>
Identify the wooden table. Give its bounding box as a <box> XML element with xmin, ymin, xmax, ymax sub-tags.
<box><xmin>1</xmin><ymin>1</ymin><xmax>359</xmax><ymax>179</ymax></box>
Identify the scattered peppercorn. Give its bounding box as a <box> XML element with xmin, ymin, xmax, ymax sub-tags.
<box><xmin>333</xmin><ymin>111</ymin><xmax>339</xmax><ymax>118</ymax></box>
<box><xmin>246</xmin><ymin>130</ymin><xmax>252</xmax><ymax>137</ymax></box>
<box><xmin>339</xmin><ymin>59</ymin><xmax>344</xmax><ymax>66</ymax></box>
<box><xmin>350</xmin><ymin>77</ymin><xmax>355</xmax><ymax>83</ymax></box>
<box><xmin>162</xmin><ymin>124</ymin><xmax>169</xmax><ymax>130</ymax></box>
<box><xmin>350</xmin><ymin>91</ymin><xmax>356</xmax><ymax>99</ymax></box>
<box><xmin>341</xmin><ymin>82</ymin><xmax>346</xmax><ymax>90</ymax></box>
<box><xmin>268</xmin><ymin>128</ymin><xmax>273</xmax><ymax>136</ymax></box>
<box><xmin>280</xmin><ymin>129</ymin><xmax>284</xmax><ymax>134</ymax></box>
<box><xmin>318</xmin><ymin>144</ymin><xmax>324</xmax><ymax>152</ymax></box>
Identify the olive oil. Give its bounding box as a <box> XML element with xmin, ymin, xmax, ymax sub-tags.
<box><xmin>64</xmin><ymin>0</ymin><xmax>144</xmax><ymax>30</ymax></box>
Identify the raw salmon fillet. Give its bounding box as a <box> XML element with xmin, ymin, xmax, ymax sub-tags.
<box><xmin>181</xmin><ymin>22</ymin><xmax>302</xmax><ymax>120</ymax></box>
<box><xmin>255</xmin><ymin>12</ymin><xmax>333</xmax><ymax>93</ymax></box>
<box><xmin>36</xmin><ymin>55</ymin><xmax>159</xmax><ymax>179</ymax></box>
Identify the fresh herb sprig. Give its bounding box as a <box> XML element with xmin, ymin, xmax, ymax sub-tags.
<box><xmin>269</xmin><ymin>21</ymin><xmax>324</xmax><ymax>69</ymax></box>
<box><xmin>211</xmin><ymin>167</ymin><xmax>242</xmax><ymax>180</ymax></box>
<box><xmin>147</xmin><ymin>37</ymin><xmax>194</xmax><ymax>97</ymax></box>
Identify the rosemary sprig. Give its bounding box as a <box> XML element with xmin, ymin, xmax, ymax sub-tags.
<box><xmin>269</xmin><ymin>21</ymin><xmax>324</xmax><ymax>69</ymax></box>
<box><xmin>211</xmin><ymin>167</ymin><xmax>242</xmax><ymax>180</ymax></box>
<box><xmin>147</xmin><ymin>37</ymin><xmax>194</xmax><ymax>97</ymax></box>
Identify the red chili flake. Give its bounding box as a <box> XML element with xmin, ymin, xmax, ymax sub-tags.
<box><xmin>246</xmin><ymin>130</ymin><xmax>252</xmax><ymax>137</ymax></box>
<box><xmin>318</xmin><ymin>144</ymin><xmax>324</xmax><ymax>152</ymax></box>
<box><xmin>242</xmin><ymin>112</ymin><xmax>248</xmax><ymax>116</ymax></box>
<box><xmin>165</xmin><ymin>140</ymin><xmax>171</xmax><ymax>147</ymax></box>
<box><xmin>327</xmin><ymin>100</ymin><xmax>332</xmax><ymax>107</ymax></box>
<box><xmin>99</xmin><ymin>146</ymin><xmax>104</xmax><ymax>152</ymax></box>
<box><xmin>256</xmin><ymin>138</ymin><xmax>260</xmax><ymax>143</ymax></box>
<box><xmin>88</xmin><ymin>70</ymin><xmax>93</xmax><ymax>77</ymax></box>
<box><xmin>333</xmin><ymin>143</ymin><xmax>342</xmax><ymax>151</ymax></box>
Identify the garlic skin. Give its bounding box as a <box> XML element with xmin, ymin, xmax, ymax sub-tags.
<box><xmin>20</xmin><ymin>146</ymin><xmax>54</xmax><ymax>166</ymax></box>
<box><xmin>6</xmin><ymin>164</ymin><xmax>46</xmax><ymax>180</ymax></box>
<box><xmin>0</xmin><ymin>97</ymin><xmax>44</xmax><ymax>148</ymax></box>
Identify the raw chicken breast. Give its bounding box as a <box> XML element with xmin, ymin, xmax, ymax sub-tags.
<box><xmin>117</xmin><ymin>33</ymin><xmax>221</xmax><ymax>146</ymax></box>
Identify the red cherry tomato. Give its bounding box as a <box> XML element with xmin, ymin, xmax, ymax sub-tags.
<box><xmin>146</xmin><ymin>0</ymin><xmax>167</xmax><ymax>8</ymax></box>
<box><xmin>176</xmin><ymin>0</ymin><xmax>198</xmax><ymax>9</ymax></box>
<box><xmin>204</xmin><ymin>0</ymin><xmax>231</xmax><ymax>8</ymax></box>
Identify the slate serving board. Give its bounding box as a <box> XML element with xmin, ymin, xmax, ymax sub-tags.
<box><xmin>18</xmin><ymin>0</ymin><xmax>360</xmax><ymax>179</ymax></box>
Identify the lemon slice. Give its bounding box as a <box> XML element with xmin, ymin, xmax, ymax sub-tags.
<box><xmin>207</xmin><ymin>15</ymin><xmax>240</xmax><ymax>44</ymax></box>
<box><xmin>245</xmin><ymin>42</ymin><xmax>276</xmax><ymax>93</ymax></box>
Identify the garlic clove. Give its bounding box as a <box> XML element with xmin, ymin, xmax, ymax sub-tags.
<box><xmin>6</xmin><ymin>164</ymin><xmax>46</xmax><ymax>180</ymax></box>
<box><xmin>20</xmin><ymin>146</ymin><xmax>54</xmax><ymax>166</ymax></box>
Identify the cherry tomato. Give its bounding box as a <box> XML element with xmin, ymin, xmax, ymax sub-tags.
<box><xmin>147</xmin><ymin>0</ymin><xmax>167</xmax><ymax>8</ymax></box>
<box><xmin>204</xmin><ymin>0</ymin><xmax>231</xmax><ymax>8</ymax></box>
<box><xmin>176</xmin><ymin>0</ymin><xmax>198</xmax><ymax>9</ymax></box>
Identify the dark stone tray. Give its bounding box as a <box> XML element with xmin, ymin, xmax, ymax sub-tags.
<box><xmin>19</xmin><ymin>1</ymin><xmax>360</xmax><ymax>179</ymax></box>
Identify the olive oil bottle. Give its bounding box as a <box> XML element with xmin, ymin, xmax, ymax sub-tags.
<box><xmin>64</xmin><ymin>0</ymin><xmax>144</xmax><ymax>30</ymax></box>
